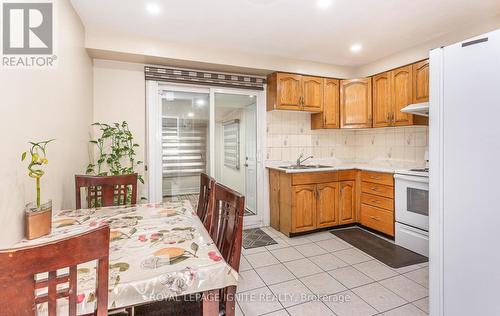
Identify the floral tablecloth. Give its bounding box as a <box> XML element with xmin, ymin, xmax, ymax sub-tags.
<box><xmin>15</xmin><ymin>201</ymin><xmax>238</xmax><ymax>315</ymax></box>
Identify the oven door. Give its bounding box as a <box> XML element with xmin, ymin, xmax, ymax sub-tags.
<box><xmin>395</xmin><ymin>174</ymin><xmax>429</xmax><ymax>231</ymax></box>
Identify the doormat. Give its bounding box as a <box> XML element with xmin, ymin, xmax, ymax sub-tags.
<box><xmin>243</xmin><ymin>228</ymin><xmax>277</xmax><ymax>249</ymax></box>
<box><xmin>331</xmin><ymin>227</ymin><xmax>428</xmax><ymax>268</ymax></box>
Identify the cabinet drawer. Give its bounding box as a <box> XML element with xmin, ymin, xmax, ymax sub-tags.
<box><xmin>292</xmin><ymin>172</ymin><xmax>338</xmax><ymax>185</ymax></box>
<box><xmin>360</xmin><ymin>204</ymin><xmax>394</xmax><ymax>236</ymax></box>
<box><xmin>338</xmin><ymin>169</ymin><xmax>358</xmax><ymax>181</ymax></box>
<box><xmin>361</xmin><ymin>193</ymin><xmax>394</xmax><ymax>211</ymax></box>
<box><xmin>361</xmin><ymin>171</ymin><xmax>394</xmax><ymax>186</ymax></box>
<box><xmin>361</xmin><ymin>182</ymin><xmax>394</xmax><ymax>198</ymax></box>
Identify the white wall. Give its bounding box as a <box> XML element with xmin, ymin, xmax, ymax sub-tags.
<box><xmin>92</xmin><ymin>60</ymin><xmax>148</xmax><ymax>199</ymax></box>
<box><xmin>215</xmin><ymin>109</ymin><xmax>246</xmax><ymax>195</ymax></box>
<box><xmin>0</xmin><ymin>0</ymin><xmax>93</xmax><ymax>247</ymax></box>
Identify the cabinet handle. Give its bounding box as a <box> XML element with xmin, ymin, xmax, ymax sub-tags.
<box><xmin>371</xmin><ymin>187</ymin><xmax>379</xmax><ymax>191</ymax></box>
<box><xmin>386</xmin><ymin>112</ymin><xmax>390</xmax><ymax>123</ymax></box>
<box><xmin>371</xmin><ymin>200</ymin><xmax>380</xmax><ymax>204</ymax></box>
<box><xmin>369</xmin><ymin>216</ymin><xmax>380</xmax><ymax>221</ymax></box>
<box><xmin>391</xmin><ymin>112</ymin><xmax>395</xmax><ymax>124</ymax></box>
<box><xmin>370</xmin><ymin>176</ymin><xmax>381</xmax><ymax>180</ymax></box>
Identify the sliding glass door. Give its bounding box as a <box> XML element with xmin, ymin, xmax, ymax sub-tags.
<box><xmin>148</xmin><ymin>83</ymin><xmax>265</xmax><ymax>228</ymax></box>
<box><xmin>214</xmin><ymin>92</ymin><xmax>257</xmax><ymax>216</ymax></box>
<box><xmin>161</xmin><ymin>89</ymin><xmax>210</xmax><ymax>198</ymax></box>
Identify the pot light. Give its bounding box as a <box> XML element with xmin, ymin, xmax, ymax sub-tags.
<box><xmin>317</xmin><ymin>0</ymin><xmax>333</xmax><ymax>9</ymax></box>
<box><xmin>195</xmin><ymin>99</ymin><xmax>206</xmax><ymax>106</ymax></box>
<box><xmin>350</xmin><ymin>43</ymin><xmax>362</xmax><ymax>53</ymax></box>
<box><xmin>187</xmin><ymin>112</ymin><xmax>194</xmax><ymax>118</ymax></box>
<box><xmin>146</xmin><ymin>3</ymin><xmax>161</xmax><ymax>15</ymax></box>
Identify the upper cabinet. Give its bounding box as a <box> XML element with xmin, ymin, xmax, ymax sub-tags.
<box><xmin>267</xmin><ymin>72</ymin><xmax>323</xmax><ymax>112</ymax></box>
<box><xmin>372</xmin><ymin>62</ymin><xmax>428</xmax><ymax>127</ymax></box>
<box><xmin>372</xmin><ymin>72</ymin><xmax>392</xmax><ymax>128</ymax></box>
<box><xmin>392</xmin><ymin>65</ymin><xmax>414</xmax><ymax>126</ymax></box>
<box><xmin>311</xmin><ymin>78</ymin><xmax>340</xmax><ymax>129</ymax></box>
<box><xmin>413</xmin><ymin>59</ymin><xmax>429</xmax><ymax>103</ymax></box>
<box><xmin>340</xmin><ymin>78</ymin><xmax>373</xmax><ymax>129</ymax></box>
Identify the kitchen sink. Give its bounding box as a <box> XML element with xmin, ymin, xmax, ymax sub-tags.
<box><xmin>279</xmin><ymin>165</ymin><xmax>333</xmax><ymax>170</ymax></box>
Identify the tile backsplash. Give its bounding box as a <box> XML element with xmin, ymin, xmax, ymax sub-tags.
<box><xmin>266</xmin><ymin>111</ymin><xmax>428</xmax><ymax>165</ymax></box>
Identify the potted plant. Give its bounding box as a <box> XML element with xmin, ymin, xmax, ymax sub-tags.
<box><xmin>21</xmin><ymin>139</ymin><xmax>55</xmax><ymax>239</ymax></box>
<box><xmin>86</xmin><ymin>122</ymin><xmax>144</xmax><ymax>206</ymax></box>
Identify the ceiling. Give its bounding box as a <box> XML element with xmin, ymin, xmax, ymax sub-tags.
<box><xmin>71</xmin><ymin>0</ymin><xmax>500</xmax><ymax>67</ymax></box>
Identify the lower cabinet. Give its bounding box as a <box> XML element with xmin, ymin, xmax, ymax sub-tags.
<box><xmin>292</xmin><ymin>185</ymin><xmax>317</xmax><ymax>232</ymax></box>
<box><xmin>269</xmin><ymin>169</ymin><xmax>393</xmax><ymax>237</ymax></box>
<box><xmin>316</xmin><ymin>182</ymin><xmax>339</xmax><ymax>228</ymax></box>
<box><xmin>339</xmin><ymin>180</ymin><xmax>356</xmax><ymax>224</ymax></box>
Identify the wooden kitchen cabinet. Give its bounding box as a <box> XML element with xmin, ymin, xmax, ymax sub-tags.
<box><xmin>340</xmin><ymin>78</ymin><xmax>372</xmax><ymax>128</ymax></box>
<box><xmin>392</xmin><ymin>65</ymin><xmax>414</xmax><ymax>126</ymax></box>
<box><xmin>412</xmin><ymin>59</ymin><xmax>429</xmax><ymax>103</ymax></box>
<box><xmin>292</xmin><ymin>185</ymin><xmax>317</xmax><ymax>232</ymax></box>
<box><xmin>269</xmin><ymin>169</ymin><xmax>395</xmax><ymax>237</ymax></box>
<box><xmin>372</xmin><ymin>72</ymin><xmax>392</xmax><ymax>127</ymax></box>
<box><xmin>359</xmin><ymin>171</ymin><xmax>395</xmax><ymax>236</ymax></box>
<box><xmin>339</xmin><ymin>181</ymin><xmax>356</xmax><ymax>224</ymax></box>
<box><xmin>316</xmin><ymin>182</ymin><xmax>339</xmax><ymax>228</ymax></box>
<box><xmin>372</xmin><ymin>65</ymin><xmax>413</xmax><ymax>127</ymax></box>
<box><xmin>267</xmin><ymin>72</ymin><xmax>323</xmax><ymax>112</ymax></box>
<box><xmin>303</xmin><ymin>76</ymin><xmax>324</xmax><ymax>112</ymax></box>
<box><xmin>311</xmin><ymin>78</ymin><xmax>340</xmax><ymax>129</ymax></box>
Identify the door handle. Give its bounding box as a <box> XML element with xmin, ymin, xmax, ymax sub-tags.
<box><xmin>369</xmin><ymin>216</ymin><xmax>380</xmax><ymax>221</ymax></box>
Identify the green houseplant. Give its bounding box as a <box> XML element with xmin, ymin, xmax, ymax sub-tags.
<box><xmin>21</xmin><ymin>139</ymin><xmax>55</xmax><ymax>239</ymax></box>
<box><xmin>86</xmin><ymin>122</ymin><xmax>144</xmax><ymax>206</ymax></box>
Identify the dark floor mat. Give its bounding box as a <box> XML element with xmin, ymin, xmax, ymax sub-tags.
<box><xmin>331</xmin><ymin>227</ymin><xmax>428</xmax><ymax>268</ymax></box>
<box><xmin>243</xmin><ymin>228</ymin><xmax>277</xmax><ymax>249</ymax></box>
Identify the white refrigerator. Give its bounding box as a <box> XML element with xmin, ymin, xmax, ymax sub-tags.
<box><xmin>430</xmin><ymin>29</ymin><xmax>500</xmax><ymax>315</ymax></box>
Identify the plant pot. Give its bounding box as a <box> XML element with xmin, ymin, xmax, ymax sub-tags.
<box><xmin>25</xmin><ymin>200</ymin><xmax>52</xmax><ymax>240</ymax></box>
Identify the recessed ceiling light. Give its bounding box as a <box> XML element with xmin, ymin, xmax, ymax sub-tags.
<box><xmin>146</xmin><ymin>3</ymin><xmax>161</xmax><ymax>15</ymax></box>
<box><xmin>350</xmin><ymin>43</ymin><xmax>362</xmax><ymax>53</ymax></box>
<box><xmin>317</xmin><ymin>0</ymin><xmax>333</xmax><ymax>9</ymax></box>
<box><xmin>195</xmin><ymin>99</ymin><xmax>206</xmax><ymax>106</ymax></box>
<box><xmin>187</xmin><ymin>112</ymin><xmax>194</xmax><ymax>118</ymax></box>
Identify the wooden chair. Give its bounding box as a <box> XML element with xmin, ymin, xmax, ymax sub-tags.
<box><xmin>197</xmin><ymin>173</ymin><xmax>216</xmax><ymax>232</ymax></box>
<box><xmin>75</xmin><ymin>173</ymin><xmax>138</xmax><ymax>209</ymax></box>
<box><xmin>0</xmin><ymin>226</ymin><xmax>110</xmax><ymax>316</ymax></box>
<box><xmin>210</xmin><ymin>183</ymin><xmax>245</xmax><ymax>316</ymax></box>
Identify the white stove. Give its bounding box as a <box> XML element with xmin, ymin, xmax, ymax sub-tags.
<box><xmin>394</xmin><ymin>168</ymin><xmax>429</xmax><ymax>257</ymax></box>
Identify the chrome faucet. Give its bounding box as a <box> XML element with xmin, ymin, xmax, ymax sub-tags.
<box><xmin>296</xmin><ymin>154</ymin><xmax>313</xmax><ymax>166</ymax></box>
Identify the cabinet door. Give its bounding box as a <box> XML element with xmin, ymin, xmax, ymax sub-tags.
<box><xmin>302</xmin><ymin>76</ymin><xmax>323</xmax><ymax>112</ymax></box>
<box><xmin>391</xmin><ymin>66</ymin><xmax>413</xmax><ymax>126</ymax></box>
<box><xmin>340</xmin><ymin>78</ymin><xmax>372</xmax><ymax>128</ymax></box>
<box><xmin>292</xmin><ymin>185</ymin><xmax>316</xmax><ymax>232</ymax></box>
<box><xmin>372</xmin><ymin>72</ymin><xmax>392</xmax><ymax>127</ymax></box>
<box><xmin>413</xmin><ymin>59</ymin><xmax>429</xmax><ymax>103</ymax></box>
<box><xmin>316</xmin><ymin>182</ymin><xmax>339</xmax><ymax>228</ymax></box>
<box><xmin>277</xmin><ymin>73</ymin><xmax>302</xmax><ymax>110</ymax></box>
<box><xmin>323</xmin><ymin>78</ymin><xmax>340</xmax><ymax>128</ymax></box>
<box><xmin>339</xmin><ymin>181</ymin><xmax>356</xmax><ymax>224</ymax></box>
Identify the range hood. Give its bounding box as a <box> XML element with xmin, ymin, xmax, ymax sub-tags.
<box><xmin>400</xmin><ymin>102</ymin><xmax>429</xmax><ymax>117</ymax></box>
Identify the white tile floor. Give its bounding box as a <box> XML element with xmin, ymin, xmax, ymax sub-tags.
<box><xmin>235</xmin><ymin>227</ymin><xmax>429</xmax><ymax>316</ymax></box>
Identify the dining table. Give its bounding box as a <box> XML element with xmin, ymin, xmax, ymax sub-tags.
<box><xmin>14</xmin><ymin>200</ymin><xmax>238</xmax><ymax>315</ymax></box>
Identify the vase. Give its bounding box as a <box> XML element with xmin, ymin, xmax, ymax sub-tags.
<box><xmin>25</xmin><ymin>199</ymin><xmax>52</xmax><ymax>240</ymax></box>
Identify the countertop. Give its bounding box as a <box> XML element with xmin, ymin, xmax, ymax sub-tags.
<box><xmin>266</xmin><ymin>160</ymin><xmax>425</xmax><ymax>174</ymax></box>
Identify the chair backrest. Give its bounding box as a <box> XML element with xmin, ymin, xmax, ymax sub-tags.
<box><xmin>210</xmin><ymin>183</ymin><xmax>245</xmax><ymax>271</ymax></box>
<box><xmin>197</xmin><ymin>173</ymin><xmax>216</xmax><ymax>231</ymax></box>
<box><xmin>75</xmin><ymin>173</ymin><xmax>138</xmax><ymax>209</ymax></box>
<box><xmin>0</xmin><ymin>226</ymin><xmax>110</xmax><ymax>316</ymax></box>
